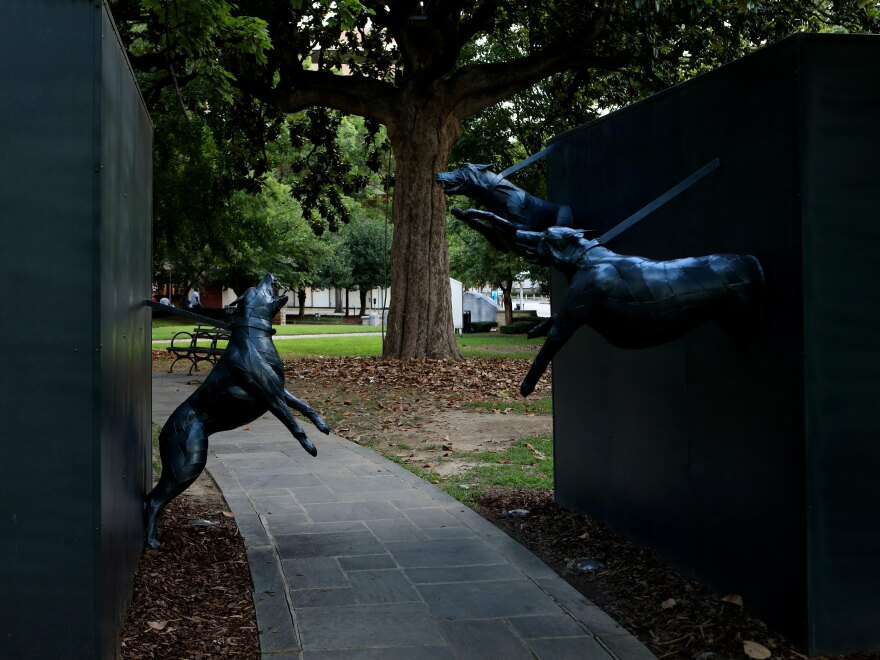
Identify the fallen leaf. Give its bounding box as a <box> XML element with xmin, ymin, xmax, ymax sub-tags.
<box><xmin>147</xmin><ymin>621</ymin><xmax>168</xmax><ymax>631</ymax></box>
<box><xmin>221</xmin><ymin>511</ymin><xmax>235</xmax><ymax>517</ymax></box>
<box><xmin>661</xmin><ymin>598</ymin><xmax>676</xmax><ymax>610</ymax></box>
<box><xmin>743</xmin><ymin>640</ymin><xmax>771</xmax><ymax>659</ymax></box>
<box><xmin>722</xmin><ymin>594</ymin><xmax>744</xmax><ymax>607</ymax></box>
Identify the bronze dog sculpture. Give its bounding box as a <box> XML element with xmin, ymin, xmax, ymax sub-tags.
<box><xmin>436</xmin><ymin>163</ymin><xmax>574</xmax><ymax>233</ymax></box>
<box><xmin>452</xmin><ymin>208</ymin><xmax>764</xmax><ymax>396</ymax></box>
<box><xmin>145</xmin><ymin>273</ymin><xmax>329</xmax><ymax>549</ymax></box>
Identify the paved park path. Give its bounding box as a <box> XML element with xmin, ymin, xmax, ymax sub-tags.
<box><xmin>153</xmin><ymin>372</ymin><xmax>655</xmax><ymax>660</ymax></box>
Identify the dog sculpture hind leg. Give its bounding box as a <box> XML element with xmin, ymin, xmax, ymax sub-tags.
<box><xmin>145</xmin><ymin>273</ymin><xmax>329</xmax><ymax>549</ymax></box>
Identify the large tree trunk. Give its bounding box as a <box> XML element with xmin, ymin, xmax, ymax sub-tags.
<box><xmin>359</xmin><ymin>289</ymin><xmax>367</xmax><ymax>317</ymax></box>
<box><xmin>297</xmin><ymin>288</ymin><xmax>306</xmax><ymax>317</ymax></box>
<box><xmin>384</xmin><ymin>108</ymin><xmax>460</xmax><ymax>359</ymax></box>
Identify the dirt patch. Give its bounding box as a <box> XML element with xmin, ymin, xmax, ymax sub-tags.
<box><xmin>282</xmin><ymin>356</ymin><xmax>552</xmax><ymax>471</ymax></box>
<box><xmin>412</xmin><ymin>410</ymin><xmax>552</xmax><ymax>475</ymax></box>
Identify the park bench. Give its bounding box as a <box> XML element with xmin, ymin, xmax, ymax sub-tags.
<box><xmin>166</xmin><ymin>325</ymin><xmax>230</xmax><ymax>375</ymax></box>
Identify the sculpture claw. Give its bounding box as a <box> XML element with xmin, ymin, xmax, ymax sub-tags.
<box><xmin>300</xmin><ymin>436</ymin><xmax>318</xmax><ymax>457</ymax></box>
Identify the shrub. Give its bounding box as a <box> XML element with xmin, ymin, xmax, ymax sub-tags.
<box><xmin>468</xmin><ymin>321</ymin><xmax>498</xmax><ymax>333</ymax></box>
<box><xmin>500</xmin><ymin>319</ymin><xmax>540</xmax><ymax>334</ymax></box>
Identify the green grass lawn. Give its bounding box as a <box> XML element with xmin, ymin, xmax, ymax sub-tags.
<box><xmin>267</xmin><ymin>332</ymin><xmax>545</xmax><ymax>360</ymax></box>
<box><xmin>153</xmin><ymin>321</ymin><xmax>544</xmax><ymax>361</ymax></box>
<box><xmin>458</xmin><ymin>332</ymin><xmax>544</xmax><ymax>359</ymax></box>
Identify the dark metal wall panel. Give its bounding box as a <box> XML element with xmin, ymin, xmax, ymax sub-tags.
<box><xmin>548</xmin><ymin>39</ymin><xmax>809</xmax><ymax>641</ymax></box>
<box><xmin>798</xmin><ymin>38</ymin><xmax>880</xmax><ymax>652</ymax></box>
<box><xmin>0</xmin><ymin>3</ymin><xmax>101</xmax><ymax>656</ymax></box>
<box><xmin>98</xmin><ymin>6</ymin><xmax>152</xmax><ymax>658</ymax></box>
<box><xmin>549</xmin><ymin>35</ymin><xmax>880</xmax><ymax>652</ymax></box>
<box><xmin>0</xmin><ymin>2</ymin><xmax>151</xmax><ymax>657</ymax></box>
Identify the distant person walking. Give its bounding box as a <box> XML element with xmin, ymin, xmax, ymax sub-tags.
<box><xmin>189</xmin><ymin>289</ymin><xmax>202</xmax><ymax>308</ymax></box>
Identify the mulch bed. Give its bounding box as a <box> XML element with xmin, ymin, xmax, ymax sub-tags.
<box><xmin>477</xmin><ymin>487</ymin><xmax>880</xmax><ymax>660</ymax></box>
<box><xmin>119</xmin><ymin>497</ymin><xmax>259</xmax><ymax>659</ymax></box>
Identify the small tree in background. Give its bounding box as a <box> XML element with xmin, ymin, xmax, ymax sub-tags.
<box><xmin>343</xmin><ymin>216</ymin><xmax>392</xmax><ymax>318</ymax></box>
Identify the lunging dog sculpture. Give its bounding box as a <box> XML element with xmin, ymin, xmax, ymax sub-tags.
<box><xmin>145</xmin><ymin>273</ymin><xmax>329</xmax><ymax>549</ymax></box>
<box><xmin>452</xmin><ymin>208</ymin><xmax>764</xmax><ymax>397</ymax></box>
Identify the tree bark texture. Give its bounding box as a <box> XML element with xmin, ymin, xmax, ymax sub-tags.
<box><xmin>502</xmin><ymin>281</ymin><xmax>513</xmax><ymax>326</ymax></box>
<box><xmin>383</xmin><ymin>105</ymin><xmax>461</xmax><ymax>359</ymax></box>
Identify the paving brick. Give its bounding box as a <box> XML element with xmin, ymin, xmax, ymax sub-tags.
<box><xmin>527</xmin><ymin>636</ymin><xmax>613</xmax><ymax>659</ymax></box>
<box><xmin>596</xmin><ymin>632</ymin><xmax>656</xmax><ymax>660</ymax></box>
<box><xmin>251</xmin><ymin>495</ymin><xmax>307</xmax><ymax>516</ymax></box>
<box><xmin>264</xmin><ymin>513</ymin><xmax>313</xmax><ymax>535</ymax></box>
<box><xmin>439</xmin><ymin>619</ymin><xmax>533</xmax><ymax>660</ymax></box>
<box><xmin>337</xmin><ymin>554</ymin><xmax>398</xmax><ymax>571</ymax></box>
<box><xmin>290</xmin><ymin>588</ymin><xmax>357</xmax><ymax>608</ymax></box>
<box><xmin>418</xmin><ymin>579</ymin><xmax>559</xmax><ymax>619</ymax></box>
<box><xmin>247</xmin><ymin>547</ymin><xmax>285</xmax><ymax>594</ymax></box>
<box><xmin>302</xmin><ymin>501</ymin><xmax>403</xmax><ymax>523</ymax></box>
<box><xmin>303</xmin><ymin>647</ymin><xmax>453</xmax><ymax>660</ymax></box>
<box><xmin>507</xmin><ymin>613</ymin><xmax>588</xmax><ymax>639</ymax></box>
<box><xmin>385</xmin><ymin>538</ymin><xmax>498</xmax><ymax>568</ymax></box>
<box><xmin>296</xmin><ymin>603</ymin><xmax>443</xmax><ymax>649</ymax></box>
<box><xmin>238</xmin><ymin>472</ymin><xmax>323</xmax><ymax>490</ymax></box>
<box><xmin>282</xmin><ymin>557</ymin><xmax>347</xmax><ymax>590</ymax></box>
<box><xmin>364</xmin><ymin>519</ymin><xmax>426</xmax><ymax>542</ymax></box>
<box><xmin>275</xmin><ymin>531</ymin><xmax>384</xmax><ymax>559</ymax></box>
<box><xmin>405</xmin><ymin>564</ymin><xmax>522</xmax><ymax>585</ymax></box>
<box><xmin>290</xmin><ymin>486</ymin><xmax>339</xmax><ymax>504</ymax></box>
<box><xmin>235</xmin><ymin>513</ymin><xmax>271</xmax><ymax>548</ymax></box>
<box><xmin>403</xmin><ymin>507</ymin><xmax>462</xmax><ymax>529</ymax></box>
<box><xmin>261</xmin><ymin>652</ymin><xmax>302</xmax><ymax>660</ymax></box>
<box><xmin>347</xmin><ymin>569</ymin><xmax>419</xmax><ymax>604</ymax></box>
<box><xmin>272</xmin><ymin>521</ymin><xmax>366</xmax><ymax>536</ymax></box>
<box><xmin>322</xmin><ymin>475</ymin><xmax>402</xmax><ymax>494</ymax></box>
<box><xmin>253</xmin><ymin>589</ymin><xmax>300</xmax><ymax>653</ymax></box>
<box><xmin>422</xmin><ymin>526</ymin><xmax>477</xmax><ymax>540</ymax></box>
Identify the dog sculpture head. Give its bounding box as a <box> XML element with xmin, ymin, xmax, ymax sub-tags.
<box><xmin>537</xmin><ymin>227</ymin><xmax>596</xmax><ymax>270</ymax></box>
<box><xmin>435</xmin><ymin>163</ymin><xmax>496</xmax><ymax>195</ymax></box>
<box><xmin>232</xmin><ymin>273</ymin><xmax>288</xmax><ymax>323</ymax></box>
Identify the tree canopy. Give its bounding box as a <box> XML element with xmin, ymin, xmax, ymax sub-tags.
<box><xmin>112</xmin><ymin>0</ymin><xmax>879</xmax><ymax>357</ymax></box>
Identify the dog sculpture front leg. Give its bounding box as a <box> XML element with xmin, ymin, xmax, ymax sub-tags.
<box><xmin>520</xmin><ymin>266</ymin><xmax>616</xmax><ymax>396</ymax></box>
<box><xmin>285</xmin><ymin>389</ymin><xmax>331</xmax><ymax>434</ymax></box>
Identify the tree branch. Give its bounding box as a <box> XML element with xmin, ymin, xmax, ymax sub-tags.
<box><xmin>272</xmin><ymin>69</ymin><xmax>399</xmax><ymax>125</ymax></box>
<box><xmin>447</xmin><ymin>21</ymin><xmax>622</xmax><ymax>120</ymax></box>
